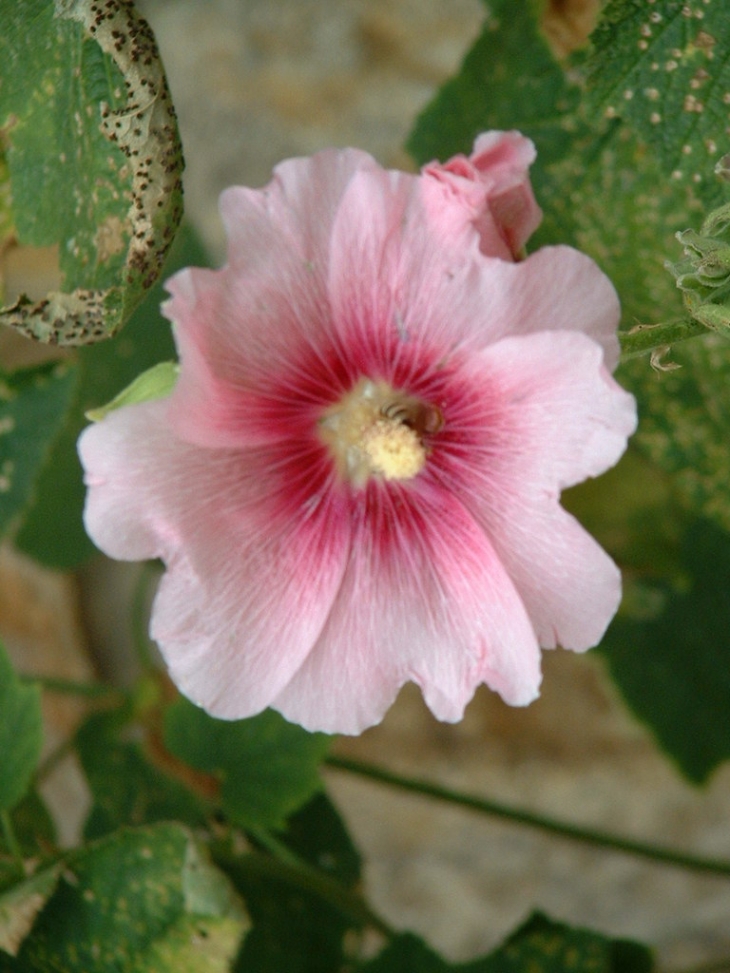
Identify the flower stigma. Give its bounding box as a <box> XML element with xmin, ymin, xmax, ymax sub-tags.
<box><xmin>319</xmin><ymin>378</ymin><xmax>443</xmax><ymax>487</ymax></box>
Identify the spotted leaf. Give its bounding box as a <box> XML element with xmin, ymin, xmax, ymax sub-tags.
<box><xmin>0</xmin><ymin>824</ymin><xmax>249</xmax><ymax>972</ymax></box>
<box><xmin>586</xmin><ymin>0</ymin><xmax>730</xmax><ymax>205</ymax></box>
<box><xmin>0</xmin><ymin>0</ymin><xmax>184</xmax><ymax>345</ymax></box>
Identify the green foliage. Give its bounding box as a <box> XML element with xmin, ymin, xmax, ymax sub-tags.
<box><xmin>0</xmin><ymin>0</ymin><xmax>184</xmax><ymax>344</ymax></box>
<box><xmin>479</xmin><ymin>912</ymin><xmax>653</xmax><ymax>973</ymax></box>
<box><xmin>0</xmin><ymin>824</ymin><xmax>248</xmax><ymax>971</ymax></box>
<box><xmin>0</xmin><ymin>865</ymin><xmax>62</xmax><ymax>958</ymax></box>
<box><xmin>1</xmin><ymin>792</ymin><xmax>56</xmax><ymax>859</ymax></box>
<box><xmin>407</xmin><ymin>0</ymin><xmax>581</xmax><ymax>176</ymax></box>
<box><xmin>602</xmin><ymin>516</ymin><xmax>730</xmax><ymax>783</ymax></box>
<box><xmin>228</xmin><ymin>793</ymin><xmax>363</xmax><ymax>973</ymax></box>
<box><xmin>535</xmin><ymin>123</ymin><xmax>699</xmax><ymax>324</ymax></box>
<box><xmin>0</xmin><ymin>362</ymin><xmax>76</xmax><ymax>540</ymax></box>
<box><xmin>619</xmin><ymin>336</ymin><xmax>730</xmax><ymax>533</ymax></box>
<box><xmin>586</xmin><ymin>0</ymin><xmax>730</xmax><ymax>206</ymax></box>
<box><xmin>360</xmin><ymin>913</ymin><xmax>652</xmax><ymax>972</ymax></box>
<box><xmin>164</xmin><ymin>700</ymin><xmax>331</xmax><ymax>832</ymax></box>
<box><xmin>667</xmin><ymin>196</ymin><xmax>730</xmax><ymax>334</ymax></box>
<box><xmin>76</xmin><ymin>709</ymin><xmax>208</xmax><ymax>841</ymax></box>
<box><xmin>0</xmin><ymin>645</ymin><xmax>42</xmax><ymax>814</ymax></box>
<box><xmin>12</xmin><ymin>224</ymin><xmax>206</xmax><ymax>568</ymax></box>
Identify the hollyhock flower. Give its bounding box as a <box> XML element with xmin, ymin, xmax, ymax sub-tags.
<box><xmin>423</xmin><ymin>130</ymin><xmax>543</xmax><ymax>259</ymax></box>
<box><xmin>79</xmin><ymin>132</ymin><xmax>637</xmax><ymax>735</ymax></box>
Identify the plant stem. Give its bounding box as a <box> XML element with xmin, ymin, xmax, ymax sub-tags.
<box><xmin>33</xmin><ymin>736</ymin><xmax>76</xmax><ymax>786</ymax></box>
<box><xmin>326</xmin><ymin>756</ymin><xmax>730</xmax><ymax>879</ymax></box>
<box><xmin>245</xmin><ymin>823</ymin><xmax>310</xmax><ymax>870</ymax></box>
<box><xmin>619</xmin><ymin>317</ymin><xmax>704</xmax><ymax>361</ymax></box>
<box><xmin>215</xmin><ymin>844</ymin><xmax>395</xmax><ymax>939</ymax></box>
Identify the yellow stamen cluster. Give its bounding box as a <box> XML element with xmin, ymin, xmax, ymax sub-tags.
<box><xmin>319</xmin><ymin>378</ymin><xmax>441</xmax><ymax>487</ymax></box>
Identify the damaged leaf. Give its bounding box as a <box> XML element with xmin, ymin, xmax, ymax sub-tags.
<box><xmin>0</xmin><ymin>0</ymin><xmax>184</xmax><ymax>345</ymax></box>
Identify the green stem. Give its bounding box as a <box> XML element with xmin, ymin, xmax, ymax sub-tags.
<box><xmin>33</xmin><ymin>736</ymin><xmax>76</xmax><ymax>786</ymax></box>
<box><xmin>619</xmin><ymin>317</ymin><xmax>704</xmax><ymax>361</ymax></box>
<box><xmin>215</xmin><ymin>844</ymin><xmax>395</xmax><ymax>939</ymax></box>
<box><xmin>245</xmin><ymin>824</ymin><xmax>310</xmax><ymax>870</ymax></box>
<box><xmin>1</xmin><ymin>810</ymin><xmax>24</xmax><ymax>872</ymax></box>
<box><xmin>326</xmin><ymin>756</ymin><xmax>730</xmax><ymax>879</ymax></box>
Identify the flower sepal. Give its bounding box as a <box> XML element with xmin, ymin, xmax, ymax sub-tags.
<box><xmin>85</xmin><ymin>361</ymin><xmax>179</xmax><ymax>422</ymax></box>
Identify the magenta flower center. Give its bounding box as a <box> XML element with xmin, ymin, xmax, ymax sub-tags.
<box><xmin>318</xmin><ymin>377</ymin><xmax>443</xmax><ymax>487</ymax></box>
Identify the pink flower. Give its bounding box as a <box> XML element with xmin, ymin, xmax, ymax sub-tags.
<box><xmin>79</xmin><ymin>132</ymin><xmax>636</xmax><ymax>735</ymax></box>
<box><xmin>423</xmin><ymin>130</ymin><xmax>543</xmax><ymax>259</ymax></box>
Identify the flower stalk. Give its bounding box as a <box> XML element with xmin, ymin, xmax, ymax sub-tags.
<box><xmin>618</xmin><ymin>318</ymin><xmax>708</xmax><ymax>362</ymax></box>
<box><xmin>214</xmin><ymin>843</ymin><xmax>395</xmax><ymax>939</ymax></box>
<box><xmin>326</xmin><ymin>755</ymin><xmax>730</xmax><ymax>879</ymax></box>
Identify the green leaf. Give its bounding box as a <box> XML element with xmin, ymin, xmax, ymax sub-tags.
<box><xmin>586</xmin><ymin>0</ymin><xmax>730</xmax><ymax>205</ymax></box>
<box><xmin>0</xmin><ymin>644</ymin><xmax>42</xmax><ymax>813</ymax></box>
<box><xmin>282</xmin><ymin>792</ymin><xmax>361</xmax><ymax>888</ymax></box>
<box><xmin>0</xmin><ymin>0</ymin><xmax>184</xmax><ymax>344</ymax></box>
<box><xmin>12</xmin><ymin>223</ymin><xmax>206</xmax><ymax>568</ymax></box>
<box><xmin>76</xmin><ymin>709</ymin><xmax>208</xmax><ymax>841</ymax></box>
<box><xmin>406</xmin><ymin>0</ymin><xmax>581</xmax><ymax>174</ymax></box>
<box><xmin>359</xmin><ymin>913</ymin><xmax>652</xmax><ymax>972</ymax></box>
<box><xmin>538</xmin><ymin>125</ymin><xmax>730</xmax><ymax>536</ymax></box>
<box><xmin>1</xmin><ymin>824</ymin><xmax>248</xmax><ymax>972</ymax></box>
<box><xmin>528</xmin><ymin>104</ymin><xmax>708</xmax><ymax>325</ymax></box>
<box><xmin>0</xmin><ymin>865</ymin><xmax>62</xmax><ymax>958</ymax></box>
<box><xmin>618</xmin><ymin>335</ymin><xmax>730</xmax><ymax>531</ymax></box>
<box><xmin>228</xmin><ymin>793</ymin><xmax>363</xmax><ymax>973</ymax></box>
<box><xmin>1</xmin><ymin>792</ymin><xmax>57</xmax><ymax>859</ymax></box>
<box><xmin>0</xmin><ymin>362</ymin><xmax>76</xmax><ymax>539</ymax></box>
<box><xmin>602</xmin><ymin>516</ymin><xmax>730</xmax><ymax>783</ymax></box>
<box><xmin>477</xmin><ymin>912</ymin><xmax>653</xmax><ymax>972</ymax></box>
<box><xmin>359</xmin><ymin>935</ymin><xmax>446</xmax><ymax>973</ymax></box>
<box><xmin>164</xmin><ymin>700</ymin><xmax>331</xmax><ymax>831</ymax></box>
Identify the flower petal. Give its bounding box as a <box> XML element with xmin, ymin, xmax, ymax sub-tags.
<box><xmin>423</xmin><ymin>130</ymin><xmax>543</xmax><ymax>258</ymax></box>
<box><xmin>271</xmin><ymin>481</ymin><xmax>541</xmax><ymax>734</ymax></box>
<box><xmin>326</xmin><ymin>165</ymin><xmax>488</xmax><ymax>378</ymax></box>
<box><xmin>467</xmin><ymin>245</ymin><xmax>623</xmax><ymax>368</ymax></box>
<box><xmin>163</xmin><ymin>149</ymin><xmax>385</xmax><ymax>450</ymax></box>
<box><xmin>80</xmin><ymin>401</ymin><xmax>350</xmax><ymax>716</ymax></box>
<box><xmin>434</xmin><ymin>329</ymin><xmax>636</xmax><ymax>651</ymax></box>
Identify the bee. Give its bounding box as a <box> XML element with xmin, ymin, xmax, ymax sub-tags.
<box><xmin>380</xmin><ymin>397</ymin><xmax>444</xmax><ymax>438</ymax></box>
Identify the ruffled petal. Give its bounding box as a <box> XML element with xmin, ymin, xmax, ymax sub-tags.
<box><xmin>271</xmin><ymin>480</ymin><xmax>541</xmax><ymax>734</ymax></box>
<box><xmin>466</xmin><ymin>246</ymin><xmax>623</xmax><ymax>368</ymax></box>
<box><xmin>79</xmin><ymin>401</ymin><xmax>350</xmax><ymax>717</ymax></box>
<box><xmin>432</xmin><ymin>329</ymin><xmax>636</xmax><ymax>651</ymax></box>
<box><xmin>327</xmin><ymin>186</ymin><xmax>621</xmax><ymax>389</ymax></box>
<box><xmin>422</xmin><ymin>131</ymin><xmax>542</xmax><ymax>259</ymax></box>
<box><xmin>163</xmin><ymin>149</ymin><xmax>386</xmax><ymax>450</ymax></box>
<box><xmin>326</xmin><ymin>166</ymin><xmax>488</xmax><ymax>380</ymax></box>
